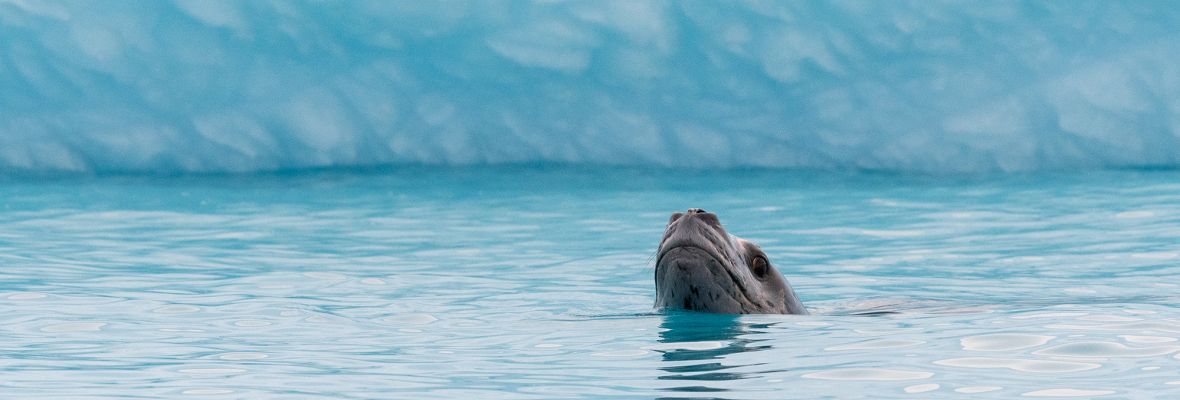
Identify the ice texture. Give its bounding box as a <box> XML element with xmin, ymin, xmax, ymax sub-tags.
<box><xmin>3</xmin><ymin>1</ymin><xmax>1180</xmax><ymax>173</ymax></box>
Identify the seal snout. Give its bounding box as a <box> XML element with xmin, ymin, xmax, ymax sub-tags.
<box><xmin>656</xmin><ymin>246</ymin><xmax>745</xmax><ymax>313</ymax></box>
<box><xmin>660</xmin><ymin>209</ymin><xmax>726</xmax><ymax>257</ymax></box>
<box><xmin>668</xmin><ymin>208</ymin><xmax>710</xmax><ymax>224</ymax></box>
<box><xmin>667</xmin><ymin>208</ymin><xmax>720</xmax><ymax>228</ymax></box>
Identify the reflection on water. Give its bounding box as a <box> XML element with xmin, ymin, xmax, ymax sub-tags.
<box><xmin>656</xmin><ymin>312</ymin><xmax>774</xmax><ymax>396</ymax></box>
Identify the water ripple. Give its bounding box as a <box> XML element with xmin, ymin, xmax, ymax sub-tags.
<box><xmin>960</xmin><ymin>334</ymin><xmax>1055</xmax><ymax>351</ymax></box>
<box><xmin>3</xmin><ymin>169</ymin><xmax>1180</xmax><ymax>398</ymax></box>
<box><xmin>933</xmin><ymin>357</ymin><xmax>1101</xmax><ymax>373</ymax></box>
<box><xmin>1022</xmin><ymin>388</ymin><xmax>1116</xmax><ymax>397</ymax></box>
<box><xmin>801</xmin><ymin>369</ymin><xmax>934</xmax><ymax>381</ymax></box>
<box><xmin>1032</xmin><ymin>342</ymin><xmax>1180</xmax><ymax>358</ymax></box>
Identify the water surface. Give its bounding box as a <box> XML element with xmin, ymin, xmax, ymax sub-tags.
<box><xmin>2</xmin><ymin>168</ymin><xmax>1179</xmax><ymax>398</ymax></box>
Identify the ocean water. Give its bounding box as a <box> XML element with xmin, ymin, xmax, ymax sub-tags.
<box><xmin>3</xmin><ymin>167</ymin><xmax>1179</xmax><ymax>398</ymax></box>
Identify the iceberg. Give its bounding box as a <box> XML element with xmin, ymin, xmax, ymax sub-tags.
<box><xmin>2</xmin><ymin>0</ymin><xmax>1179</xmax><ymax>174</ymax></box>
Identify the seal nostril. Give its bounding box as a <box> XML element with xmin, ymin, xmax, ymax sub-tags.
<box><xmin>687</xmin><ymin>208</ymin><xmax>707</xmax><ymax>214</ymax></box>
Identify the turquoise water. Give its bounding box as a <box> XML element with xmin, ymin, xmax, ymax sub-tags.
<box><xmin>3</xmin><ymin>168</ymin><xmax>1180</xmax><ymax>398</ymax></box>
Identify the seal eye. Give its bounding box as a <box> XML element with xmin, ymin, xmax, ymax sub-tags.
<box><xmin>751</xmin><ymin>256</ymin><xmax>770</xmax><ymax>279</ymax></box>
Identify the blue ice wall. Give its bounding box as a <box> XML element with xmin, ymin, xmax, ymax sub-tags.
<box><xmin>3</xmin><ymin>1</ymin><xmax>1180</xmax><ymax>173</ymax></box>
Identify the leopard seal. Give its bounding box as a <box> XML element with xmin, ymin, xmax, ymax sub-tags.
<box><xmin>654</xmin><ymin>208</ymin><xmax>807</xmax><ymax>314</ymax></box>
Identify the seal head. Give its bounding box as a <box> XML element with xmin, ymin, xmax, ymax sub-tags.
<box><xmin>655</xmin><ymin>209</ymin><xmax>807</xmax><ymax>314</ymax></box>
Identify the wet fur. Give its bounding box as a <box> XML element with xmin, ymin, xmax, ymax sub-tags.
<box><xmin>654</xmin><ymin>210</ymin><xmax>807</xmax><ymax>315</ymax></box>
